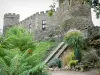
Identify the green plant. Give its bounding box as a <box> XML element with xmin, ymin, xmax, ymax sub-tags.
<box><xmin>49</xmin><ymin>0</ymin><xmax>56</xmax><ymax>17</ymax></box>
<box><xmin>69</xmin><ymin>60</ymin><xmax>78</xmax><ymax>68</ymax></box>
<box><xmin>48</xmin><ymin>10</ymin><xmax>54</xmax><ymax>16</ymax></box>
<box><xmin>74</xmin><ymin>49</ymin><xmax>81</xmax><ymax>62</ymax></box>
<box><xmin>75</xmin><ymin>61</ymin><xmax>91</xmax><ymax>71</ymax></box>
<box><xmin>34</xmin><ymin>41</ymin><xmax>55</xmax><ymax>61</ymax></box>
<box><xmin>95</xmin><ymin>61</ymin><xmax>100</xmax><ymax>68</ymax></box>
<box><xmin>29</xmin><ymin>63</ymin><xmax>48</xmax><ymax>75</ymax></box>
<box><xmin>48</xmin><ymin>58</ymin><xmax>62</xmax><ymax>68</ymax></box>
<box><xmin>64</xmin><ymin>29</ymin><xmax>85</xmax><ymax>62</ymax></box>
<box><xmin>92</xmin><ymin>0</ymin><xmax>100</xmax><ymax>19</ymax></box>
<box><xmin>3</xmin><ymin>26</ymin><xmax>35</xmax><ymax>51</ymax></box>
<box><xmin>0</xmin><ymin>36</ymin><xmax>3</xmax><ymax>43</ymax></box>
<box><xmin>48</xmin><ymin>59</ymin><xmax>57</xmax><ymax>68</ymax></box>
<box><xmin>0</xmin><ymin>49</ymin><xmax>48</xmax><ymax>75</ymax></box>
<box><xmin>0</xmin><ymin>26</ymin><xmax>54</xmax><ymax>75</ymax></box>
<box><xmin>56</xmin><ymin>58</ymin><xmax>62</xmax><ymax>68</ymax></box>
<box><xmin>82</xmin><ymin>50</ymin><xmax>99</xmax><ymax>64</ymax></box>
<box><xmin>63</xmin><ymin>51</ymin><xmax>75</xmax><ymax>66</ymax></box>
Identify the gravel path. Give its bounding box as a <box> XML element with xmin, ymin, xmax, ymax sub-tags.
<box><xmin>50</xmin><ymin>70</ymin><xmax>99</xmax><ymax>75</ymax></box>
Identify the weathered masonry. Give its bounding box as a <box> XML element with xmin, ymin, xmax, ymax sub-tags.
<box><xmin>3</xmin><ymin>0</ymin><xmax>93</xmax><ymax>41</ymax></box>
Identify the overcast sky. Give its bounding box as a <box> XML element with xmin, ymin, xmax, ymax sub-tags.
<box><xmin>0</xmin><ymin>0</ymin><xmax>58</xmax><ymax>29</ymax></box>
<box><xmin>0</xmin><ymin>0</ymin><xmax>100</xmax><ymax>30</ymax></box>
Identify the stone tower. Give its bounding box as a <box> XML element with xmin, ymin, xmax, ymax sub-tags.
<box><xmin>3</xmin><ymin>13</ymin><xmax>20</xmax><ymax>32</ymax></box>
<box><xmin>58</xmin><ymin>0</ymin><xmax>94</xmax><ymax>32</ymax></box>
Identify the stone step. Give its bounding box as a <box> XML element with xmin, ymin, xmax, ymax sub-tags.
<box><xmin>44</xmin><ymin>42</ymin><xmax>64</xmax><ymax>64</ymax></box>
<box><xmin>55</xmin><ymin>44</ymin><xmax>68</xmax><ymax>58</ymax></box>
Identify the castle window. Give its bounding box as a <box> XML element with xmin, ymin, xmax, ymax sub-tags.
<box><xmin>42</xmin><ymin>20</ymin><xmax>46</xmax><ymax>30</ymax></box>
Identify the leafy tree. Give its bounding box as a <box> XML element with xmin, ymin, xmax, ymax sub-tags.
<box><xmin>0</xmin><ymin>26</ymin><xmax>55</xmax><ymax>75</ymax></box>
<box><xmin>92</xmin><ymin>0</ymin><xmax>100</xmax><ymax>18</ymax></box>
<box><xmin>0</xmin><ymin>49</ymin><xmax>48</xmax><ymax>75</ymax></box>
<box><xmin>3</xmin><ymin>26</ymin><xmax>35</xmax><ymax>51</ymax></box>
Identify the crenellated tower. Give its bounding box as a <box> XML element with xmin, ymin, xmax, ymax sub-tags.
<box><xmin>3</xmin><ymin>13</ymin><xmax>20</xmax><ymax>32</ymax></box>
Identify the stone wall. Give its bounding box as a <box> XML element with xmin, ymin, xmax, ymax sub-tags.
<box><xmin>18</xmin><ymin>10</ymin><xmax>58</xmax><ymax>41</ymax></box>
<box><xmin>3</xmin><ymin>0</ymin><xmax>94</xmax><ymax>41</ymax></box>
<box><xmin>58</xmin><ymin>0</ymin><xmax>94</xmax><ymax>32</ymax></box>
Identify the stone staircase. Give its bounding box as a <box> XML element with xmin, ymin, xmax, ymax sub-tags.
<box><xmin>44</xmin><ymin>42</ymin><xmax>68</xmax><ymax>64</ymax></box>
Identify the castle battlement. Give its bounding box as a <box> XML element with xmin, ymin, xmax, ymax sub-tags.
<box><xmin>4</xmin><ymin>13</ymin><xmax>20</xmax><ymax>18</ymax></box>
<box><xmin>34</xmin><ymin>9</ymin><xmax>56</xmax><ymax>16</ymax></box>
<box><xmin>46</xmin><ymin>10</ymin><xmax>49</xmax><ymax>13</ymax></box>
<box><xmin>3</xmin><ymin>0</ymin><xmax>93</xmax><ymax>41</ymax></box>
<box><xmin>19</xmin><ymin>9</ymin><xmax>56</xmax><ymax>24</ymax></box>
<box><xmin>40</xmin><ymin>11</ymin><xmax>44</xmax><ymax>14</ymax></box>
<box><xmin>35</xmin><ymin>12</ymin><xmax>39</xmax><ymax>15</ymax></box>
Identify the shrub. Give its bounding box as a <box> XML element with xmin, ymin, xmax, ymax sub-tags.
<box><xmin>48</xmin><ymin>10</ymin><xmax>53</xmax><ymax>16</ymax></box>
<box><xmin>0</xmin><ymin>26</ymin><xmax>54</xmax><ymax>75</ymax></box>
<box><xmin>75</xmin><ymin>61</ymin><xmax>91</xmax><ymax>71</ymax></box>
<box><xmin>48</xmin><ymin>59</ymin><xmax>57</xmax><ymax>68</ymax></box>
<box><xmin>95</xmin><ymin>61</ymin><xmax>100</xmax><ymax>68</ymax></box>
<box><xmin>64</xmin><ymin>29</ymin><xmax>85</xmax><ymax>62</ymax></box>
<box><xmin>69</xmin><ymin>60</ymin><xmax>78</xmax><ymax>68</ymax></box>
<box><xmin>29</xmin><ymin>63</ymin><xmax>48</xmax><ymax>75</ymax></box>
<box><xmin>34</xmin><ymin>41</ymin><xmax>55</xmax><ymax>62</ymax></box>
<box><xmin>63</xmin><ymin>51</ymin><xmax>75</xmax><ymax>66</ymax></box>
<box><xmin>0</xmin><ymin>49</ymin><xmax>48</xmax><ymax>75</ymax></box>
<box><xmin>48</xmin><ymin>58</ymin><xmax>62</xmax><ymax>68</ymax></box>
<box><xmin>4</xmin><ymin>26</ymin><xmax>35</xmax><ymax>51</ymax></box>
<box><xmin>56</xmin><ymin>58</ymin><xmax>62</xmax><ymax>68</ymax></box>
<box><xmin>82</xmin><ymin>50</ymin><xmax>99</xmax><ymax>64</ymax></box>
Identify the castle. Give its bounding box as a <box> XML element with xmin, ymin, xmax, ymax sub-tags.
<box><xmin>3</xmin><ymin>0</ymin><xmax>94</xmax><ymax>41</ymax></box>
